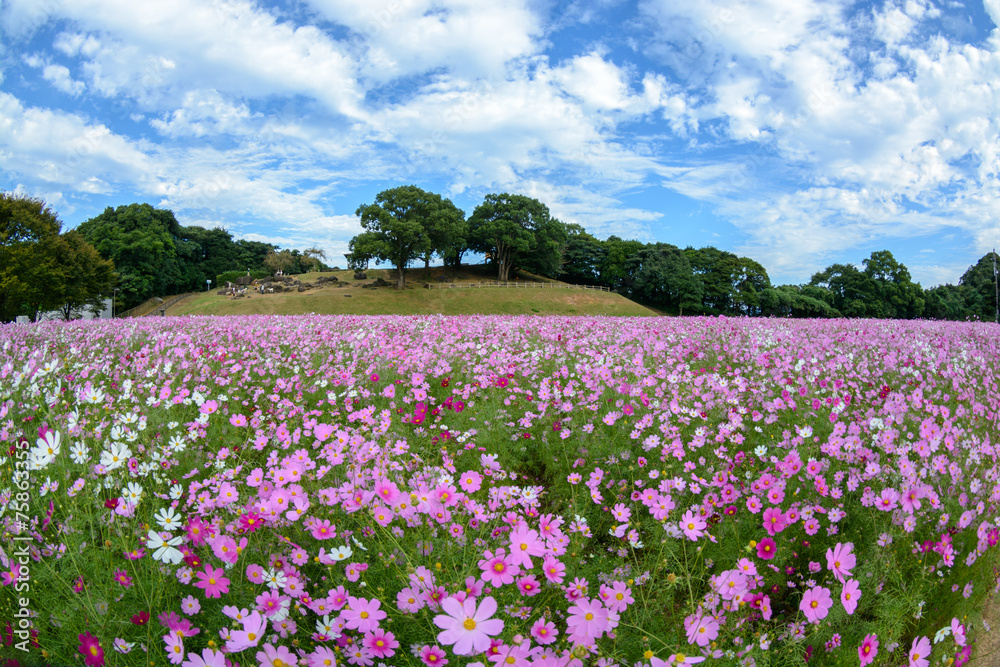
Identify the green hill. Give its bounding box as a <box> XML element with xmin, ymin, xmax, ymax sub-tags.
<box><xmin>167</xmin><ymin>265</ymin><xmax>656</xmax><ymax>317</ymax></box>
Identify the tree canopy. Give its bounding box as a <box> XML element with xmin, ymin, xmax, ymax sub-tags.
<box><xmin>0</xmin><ymin>193</ymin><xmax>115</xmax><ymax>322</ymax></box>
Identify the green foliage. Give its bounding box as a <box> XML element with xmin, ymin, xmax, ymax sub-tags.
<box><xmin>598</xmin><ymin>236</ymin><xmax>645</xmax><ymax>291</ymax></box>
<box><xmin>624</xmin><ymin>242</ymin><xmax>703</xmax><ymax>314</ymax></box>
<box><xmin>354</xmin><ymin>185</ymin><xmax>462</xmax><ymax>289</ymax></box>
<box><xmin>558</xmin><ymin>225</ymin><xmax>605</xmax><ymax>286</ymax></box>
<box><xmin>468</xmin><ymin>193</ymin><xmax>559</xmax><ymax>282</ymax></box>
<box><xmin>76</xmin><ymin>203</ymin><xmax>282</xmax><ymax>309</ymax></box>
<box><xmin>958</xmin><ymin>252</ymin><xmax>999</xmax><ymax>322</ymax></box>
<box><xmin>0</xmin><ymin>193</ymin><xmax>114</xmax><ymax>322</ymax></box>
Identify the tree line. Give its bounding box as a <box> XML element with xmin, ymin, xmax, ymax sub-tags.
<box><xmin>0</xmin><ymin>193</ymin><xmax>327</xmax><ymax>322</ymax></box>
<box><xmin>348</xmin><ymin>185</ymin><xmax>999</xmax><ymax>321</ymax></box>
<box><xmin>2</xmin><ymin>188</ymin><xmax>997</xmax><ymax>322</ymax></box>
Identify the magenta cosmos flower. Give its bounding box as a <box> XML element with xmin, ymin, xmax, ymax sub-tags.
<box><xmin>799</xmin><ymin>586</ymin><xmax>833</xmax><ymax>624</ymax></box>
<box><xmin>859</xmin><ymin>634</ymin><xmax>879</xmax><ymax>666</ymax></box>
<box><xmin>78</xmin><ymin>632</ymin><xmax>105</xmax><ymax>667</ymax></box>
<box><xmin>433</xmin><ymin>594</ymin><xmax>504</xmax><ymax>655</ymax></box>
<box><xmin>761</xmin><ymin>507</ymin><xmax>788</xmax><ymax>536</ymax></box>
<box><xmin>756</xmin><ymin>537</ymin><xmax>777</xmax><ymax>560</ymax></box>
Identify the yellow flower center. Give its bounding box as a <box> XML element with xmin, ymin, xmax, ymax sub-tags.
<box><xmin>464</xmin><ymin>618</ymin><xmax>477</xmax><ymax>630</ymax></box>
<box><xmin>360</xmin><ymin>611</ymin><xmax>369</xmax><ymax>619</ymax></box>
<box><xmin>585</xmin><ymin>613</ymin><xmax>594</xmax><ymax>621</ymax></box>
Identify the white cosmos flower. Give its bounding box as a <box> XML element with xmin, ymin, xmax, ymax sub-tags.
<box><xmin>146</xmin><ymin>530</ymin><xmax>184</xmax><ymax>565</ymax></box>
<box><xmin>99</xmin><ymin>442</ymin><xmax>131</xmax><ymax>470</ymax></box>
<box><xmin>123</xmin><ymin>483</ymin><xmax>143</xmax><ymax>504</ymax></box>
<box><xmin>169</xmin><ymin>484</ymin><xmax>183</xmax><ymax>500</ymax></box>
<box><xmin>154</xmin><ymin>506</ymin><xmax>183</xmax><ymax>531</ymax></box>
<box><xmin>69</xmin><ymin>442</ymin><xmax>90</xmax><ymax>465</ymax></box>
<box><xmin>329</xmin><ymin>546</ymin><xmax>352</xmax><ymax>562</ymax></box>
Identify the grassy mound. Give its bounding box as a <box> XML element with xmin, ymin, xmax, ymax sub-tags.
<box><xmin>169</xmin><ymin>265</ymin><xmax>655</xmax><ymax>317</ymax></box>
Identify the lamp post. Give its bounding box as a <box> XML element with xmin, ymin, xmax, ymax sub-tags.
<box><xmin>207</xmin><ymin>279</ymin><xmax>212</xmax><ymax>292</ymax></box>
<box><xmin>112</xmin><ymin>288</ymin><xmax>120</xmax><ymax>319</ymax></box>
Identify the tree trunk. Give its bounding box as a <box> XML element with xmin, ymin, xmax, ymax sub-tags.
<box><xmin>395</xmin><ymin>265</ymin><xmax>406</xmax><ymax>290</ymax></box>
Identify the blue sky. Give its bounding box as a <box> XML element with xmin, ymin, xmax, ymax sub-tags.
<box><xmin>2</xmin><ymin>0</ymin><xmax>999</xmax><ymax>286</ymax></box>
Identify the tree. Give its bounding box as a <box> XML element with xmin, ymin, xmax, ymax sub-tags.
<box><xmin>558</xmin><ymin>225</ymin><xmax>605</xmax><ymax>285</ymax></box>
<box><xmin>302</xmin><ymin>247</ymin><xmax>328</xmax><ymax>273</ymax></box>
<box><xmin>423</xmin><ymin>198</ymin><xmax>467</xmax><ymax>268</ymax></box>
<box><xmin>263</xmin><ymin>249</ymin><xmax>296</xmax><ymax>274</ymax></box>
<box><xmin>54</xmin><ymin>230</ymin><xmax>116</xmax><ymax>320</ymax></box>
<box><xmin>0</xmin><ymin>193</ymin><xmax>65</xmax><ymax>322</ymax></box>
<box><xmin>76</xmin><ymin>203</ymin><xmax>183</xmax><ymax>310</ymax></box>
<box><xmin>958</xmin><ymin>252</ymin><xmax>1000</xmax><ymax>322</ymax></box>
<box><xmin>810</xmin><ymin>263</ymin><xmax>881</xmax><ymax>317</ymax></box>
<box><xmin>862</xmin><ymin>250</ymin><xmax>924</xmax><ymax>319</ymax></box>
<box><xmin>598</xmin><ymin>236</ymin><xmax>645</xmax><ymax>291</ymax></box>
<box><xmin>354</xmin><ymin>186</ymin><xmax>453</xmax><ymax>289</ymax></box>
<box><xmin>468</xmin><ymin>194</ymin><xmax>557</xmax><ymax>282</ymax></box>
<box><xmin>624</xmin><ymin>243</ymin><xmax>703</xmax><ymax>315</ymax></box>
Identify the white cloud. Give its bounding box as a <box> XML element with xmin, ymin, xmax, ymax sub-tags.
<box><xmin>42</xmin><ymin>64</ymin><xmax>85</xmax><ymax>96</ymax></box>
<box><xmin>150</xmin><ymin>90</ymin><xmax>252</xmax><ymax>138</ymax></box>
<box><xmin>306</xmin><ymin>0</ymin><xmax>542</xmax><ymax>82</ymax></box>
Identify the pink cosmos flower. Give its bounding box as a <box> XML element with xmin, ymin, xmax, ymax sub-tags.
<box><xmin>909</xmin><ymin>636</ymin><xmax>931</xmax><ymax>667</ymax></box>
<box><xmin>859</xmin><ymin>634</ymin><xmax>879</xmax><ymax>666</ymax></box>
<box><xmin>841</xmin><ymin>579</ymin><xmax>861</xmax><ymax>614</ymax></box>
<box><xmin>363</xmin><ymin>628</ymin><xmax>399</xmax><ymax>658</ymax></box>
<box><xmin>826</xmin><ymin>542</ymin><xmax>856</xmax><ymax>583</ymax></box>
<box><xmin>418</xmin><ymin>645</ymin><xmax>448</xmax><ymax>666</ymax></box>
<box><xmin>541</xmin><ymin>557</ymin><xmax>565</xmax><ymax>584</ymax></box>
<box><xmin>530</xmin><ymin>618</ymin><xmax>558</xmax><ymax>644</ymax></box>
<box><xmin>605</xmin><ymin>581</ymin><xmax>634</xmax><ymax>613</ymax></box>
<box><xmin>180</xmin><ymin>648</ymin><xmax>227</xmax><ymax>667</ymax></box>
<box><xmin>193</xmin><ymin>564</ymin><xmax>230</xmax><ymax>598</ymax></box>
<box><xmin>508</xmin><ymin>526</ymin><xmax>545</xmax><ymax>569</ymax></box>
<box><xmin>799</xmin><ymin>586</ymin><xmax>833</xmax><ymax>624</ymax></box>
<box><xmin>343</xmin><ymin>596</ymin><xmax>387</xmax><ymax>633</ymax></box>
<box><xmin>756</xmin><ymin>537</ymin><xmax>777</xmax><ymax>560</ymax></box>
<box><xmin>225</xmin><ymin>611</ymin><xmax>267</xmax><ymax>652</ymax></box>
<box><xmin>479</xmin><ymin>548</ymin><xmax>520</xmax><ymax>586</ymax></box>
<box><xmin>685</xmin><ymin>613</ymin><xmax>719</xmax><ymax>647</ymax></box>
<box><xmin>433</xmin><ymin>594</ymin><xmax>505</xmax><ymax>655</ymax></box>
<box><xmin>762</xmin><ymin>507</ymin><xmax>788</xmax><ymax>536</ymax></box>
<box><xmin>304</xmin><ymin>647</ymin><xmax>338</xmax><ymax>667</ymax></box>
<box><xmin>566</xmin><ymin>597</ymin><xmax>610</xmax><ymax>640</ymax></box>
<box><xmin>516</xmin><ymin>575</ymin><xmax>541</xmax><ymax>596</ymax></box>
<box><xmin>651</xmin><ymin>656</ymin><xmax>706</xmax><ymax>665</ymax></box>
<box><xmin>257</xmin><ymin>644</ymin><xmax>299</xmax><ymax>667</ymax></box>
<box><xmin>164</xmin><ymin>631</ymin><xmax>185</xmax><ymax>665</ymax></box>
<box><xmin>679</xmin><ymin>510</ymin><xmax>706</xmax><ymax>541</ymax></box>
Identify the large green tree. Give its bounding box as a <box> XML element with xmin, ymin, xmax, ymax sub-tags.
<box><xmin>862</xmin><ymin>250</ymin><xmax>924</xmax><ymax>319</ymax></box>
<box><xmin>598</xmin><ymin>236</ymin><xmax>645</xmax><ymax>291</ymax></box>
<box><xmin>53</xmin><ymin>230</ymin><xmax>116</xmax><ymax>321</ymax></box>
<box><xmin>958</xmin><ymin>252</ymin><xmax>999</xmax><ymax>322</ymax></box>
<box><xmin>354</xmin><ymin>186</ymin><xmax>454</xmax><ymax>289</ymax></box>
<box><xmin>1</xmin><ymin>193</ymin><xmax>117</xmax><ymax>322</ymax></box>
<box><xmin>76</xmin><ymin>203</ymin><xmax>184</xmax><ymax>309</ymax></box>
<box><xmin>468</xmin><ymin>193</ymin><xmax>560</xmax><ymax>282</ymax></box>
<box><xmin>558</xmin><ymin>225</ymin><xmax>605</xmax><ymax>285</ymax></box>
<box><xmin>0</xmin><ymin>193</ymin><xmax>65</xmax><ymax>322</ymax></box>
<box><xmin>624</xmin><ymin>243</ymin><xmax>703</xmax><ymax>315</ymax></box>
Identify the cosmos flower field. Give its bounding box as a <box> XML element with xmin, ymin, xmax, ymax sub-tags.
<box><xmin>2</xmin><ymin>315</ymin><xmax>999</xmax><ymax>667</ymax></box>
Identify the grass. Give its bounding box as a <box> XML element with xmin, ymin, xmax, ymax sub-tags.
<box><xmin>168</xmin><ymin>264</ymin><xmax>657</xmax><ymax>317</ymax></box>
